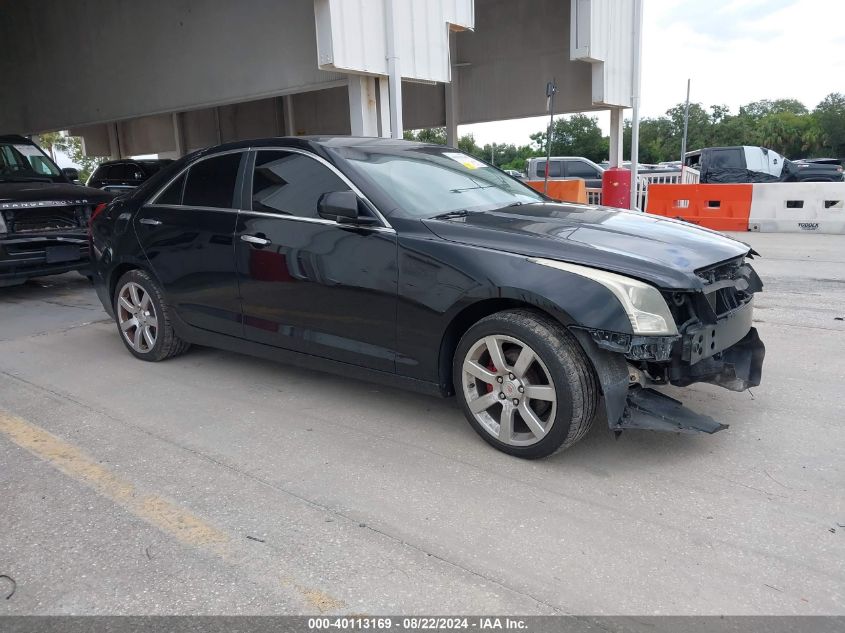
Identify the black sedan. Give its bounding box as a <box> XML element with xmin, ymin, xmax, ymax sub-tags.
<box><xmin>90</xmin><ymin>137</ymin><xmax>765</xmax><ymax>458</ymax></box>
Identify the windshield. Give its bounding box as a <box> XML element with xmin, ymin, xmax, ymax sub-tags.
<box><xmin>0</xmin><ymin>142</ymin><xmax>63</xmax><ymax>182</ymax></box>
<box><xmin>342</xmin><ymin>146</ymin><xmax>544</xmax><ymax>217</ymax></box>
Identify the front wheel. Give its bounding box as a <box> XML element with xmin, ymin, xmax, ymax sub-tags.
<box><xmin>113</xmin><ymin>269</ymin><xmax>190</xmax><ymax>362</ymax></box>
<box><xmin>453</xmin><ymin>309</ymin><xmax>598</xmax><ymax>458</ymax></box>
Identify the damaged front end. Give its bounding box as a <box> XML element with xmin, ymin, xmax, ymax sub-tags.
<box><xmin>573</xmin><ymin>255</ymin><xmax>766</xmax><ymax>435</ymax></box>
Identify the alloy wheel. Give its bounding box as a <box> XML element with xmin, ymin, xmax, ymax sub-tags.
<box><xmin>117</xmin><ymin>281</ymin><xmax>158</xmax><ymax>353</ymax></box>
<box><xmin>461</xmin><ymin>334</ymin><xmax>557</xmax><ymax>446</ymax></box>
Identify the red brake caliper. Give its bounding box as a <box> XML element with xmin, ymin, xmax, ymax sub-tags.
<box><xmin>486</xmin><ymin>360</ymin><xmax>497</xmax><ymax>393</ymax></box>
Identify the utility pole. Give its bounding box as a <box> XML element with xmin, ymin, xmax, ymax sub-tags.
<box><xmin>491</xmin><ymin>143</ymin><xmax>495</xmax><ymax>166</ymax></box>
<box><xmin>680</xmin><ymin>78</ymin><xmax>691</xmax><ymax>166</ymax></box>
<box><xmin>544</xmin><ymin>78</ymin><xmax>557</xmax><ymax>195</ymax></box>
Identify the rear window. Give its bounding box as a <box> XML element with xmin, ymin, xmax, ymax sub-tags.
<box><xmin>106</xmin><ymin>164</ymin><xmax>127</xmax><ymax>179</ymax></box>
<box><xmin>182</xmin><ymin>152</ymin><xmax>243</xmax><ymax>209</ymax></box>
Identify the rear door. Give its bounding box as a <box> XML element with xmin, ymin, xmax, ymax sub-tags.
<box><xmin>133</xmin><ymin>150</ymin><xmax>246</xmax><ymax>337</ymax></box>
<box><xmin>234</xmin><ymin>148</ymin><xmax>398</xmax><ymax>372</ymax></box>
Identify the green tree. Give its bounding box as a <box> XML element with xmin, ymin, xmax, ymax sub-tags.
<box><xmin>740</xmin><ymin>99</ymin><xmax>808</xmax><ymax>118</ymax></box>
<box><xmin>530</xmin><ymin>114</ymin><xmax>608</xmax><ymax>163</ymax></box>
<box><xmin>64</xmin><ymin>136</ymin><xmax>107</xmax><ymax>183</ymax></box>
<box><xmin>814</xmin><ymin>92</ymin><xmax>845</xmax><ymax>156</ymax></box>
<box><xmin>35</xmin><ymin>131</ymin><xmax>68</xmax><ymax>160</ymax></box>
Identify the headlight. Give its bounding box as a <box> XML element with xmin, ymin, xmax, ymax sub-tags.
<box><xmin>0</xmin><ymin>213</ymin><xmax>7</xmax><ymax>234</ymax></box>
<box><xmin>529</xmin><ymin>257</ymin><xmax>678</xmax><ymax>336</ymax></box>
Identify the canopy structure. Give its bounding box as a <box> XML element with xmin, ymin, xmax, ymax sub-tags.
<box><xmin>0</xmin><ymin>0</ymin><xmax>639</xmax><ymax>166</ymax></box>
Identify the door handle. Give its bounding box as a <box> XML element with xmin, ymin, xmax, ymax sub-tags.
<box><xmin>241</xmin><ymin>234</ymin><xmax>271</xmax><ymax>246</ymax></box>
<box><xmin>139</xmin><ymin>218</ymin><xmax>162</xmax><ymax>226</ymax></box>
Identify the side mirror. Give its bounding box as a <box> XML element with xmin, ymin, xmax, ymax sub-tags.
<box><xmin>318</xmin><ymin>190</ymin><xmax>380</xmax><ymax>226</ymax></box>
<box><xmin>62</xmin><ymin>167</ymin><xmax>80</xmax><ymax>182</ymax></box>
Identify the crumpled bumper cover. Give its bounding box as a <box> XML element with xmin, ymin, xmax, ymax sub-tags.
<box><xmin>619</xmin><ymin>388</ymin><xmax>727</xmax><ymax>434</ymax></box>
<box><xmin>615</xmin><ymin>327</ymin><xmax>765</xmax><ymax>434</ymax></box>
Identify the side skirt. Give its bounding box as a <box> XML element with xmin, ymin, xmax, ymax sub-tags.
<box><xmin>178</xmin><ymin>323</ymin><xmax>445</xmax><ymax>399</ymax></box>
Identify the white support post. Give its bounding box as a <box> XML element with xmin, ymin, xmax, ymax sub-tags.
<box><xmin>609</xmin><ymin>107</ymin><xmax>623</xmax><ymax>168</ymax></box>
<box><xmin>385</xmin><ymin>0</ymin><xmax>403</xmax><ymax>139</ymax></box>
<box><xmin>348</xmin><ymin>75</ymin><xmax>379</xmax><ymax>137</ymax></box>
<box><xmin>283</xmin><ymin>95</ymin><xmax>296</xmax><ymax>136</ymax></box>
<box><xmin>377</xmin><ymin>77</ymin><xmax>391</xmax><ymax>137</ymax></box>
<box><xmin>446</xmin><ymin>31</ymin><xmax>458</xmax><ymax>147</ymax></box>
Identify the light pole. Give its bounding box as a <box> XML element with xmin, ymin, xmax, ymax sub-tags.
<box><xmin>544</xmin><ymin>79</ymin><xmax>557</xmax><ymax>195</ymax></box>
<box><xmin>680</xmin><ymin>78</ymin><xmax>691</xmax><ymax>166</ymax></box>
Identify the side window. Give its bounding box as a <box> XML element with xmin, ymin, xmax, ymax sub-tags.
<box><xmin>107</xmin><ymin>164</ymin><xmax>126</xmax><ymax>180</ymax></box>
<box><xmin>251</xmin><ymin>150</ymin><xmax>350</xmax><ymax>218</ymax></box>
<box><xmin>183</xmin><ymin>152</ymin><xmax>243</xmax><ymax>209</ymax></box>
<box><xmin>534</xmin><ymin>161</ymin><xmax>562</xmax><ymax>178</ymax></box>
<box><xmin>566</xmin><ymin>160</ymin><xmax>600</xmax><ymax>179</ymax></box>
<box><xmin>709</xmin><ymin>149</ymin><xmax>743</xmax><ymax>170</ymax></box>
<box><xmin>155</xmin><ymin>172</ymin><xmax>186</xmax><ymax>205</ymax></box>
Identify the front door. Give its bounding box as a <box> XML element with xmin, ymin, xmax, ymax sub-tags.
<box><xmin>235</xmin><ymin>149</ymin><xmax>398</xmax><ymax>372</ymax></box>
<box><xmin>133</xmin><ymin>151</ymin><xmax>246</xmax><ymax>337</ymax></box>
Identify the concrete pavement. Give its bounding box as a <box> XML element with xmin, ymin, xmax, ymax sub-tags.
<box><xmin>0</xmin><ymin>233</ymin><xmax>843</xmax><ymax>615</ymax></box>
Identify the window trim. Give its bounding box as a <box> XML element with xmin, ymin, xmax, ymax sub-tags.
<box><xmin>148</xmin><ymin>148</ymin><xmax>247</xmax><ymax>208</ymax></box>
<box><xmin>148</xmin><ymin>146</ymin><xmax>392</xmax><ymax>231</ymax></box>
<box><xmin>245</xmin><ymin>147</ymin><xmax>392</xmax><ymax>230</ymax></box>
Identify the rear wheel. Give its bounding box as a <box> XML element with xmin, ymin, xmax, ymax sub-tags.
<box><xmin>113</xmin><ymin>269</ymin><xmax>190</xmax><ymax>361</ymax></box>
<box><xmin>453</xmin><ymin>309</ymin><xmax>598</xmax><ymax>458</ymax></box>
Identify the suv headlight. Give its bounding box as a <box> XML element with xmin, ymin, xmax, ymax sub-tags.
<box><xmin>529</xmin><ymin>257</ymin><xmax>678</xmax><ymax>336</ymax></box>
<box><xmin>0</xmin><ymin>213</ymin><xmax>7</xmax><ymax>235</ymax></box>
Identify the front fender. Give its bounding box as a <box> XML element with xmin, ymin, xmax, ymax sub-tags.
<box><xmin>397</xmin><ymin>236</ymin><xmax>635</xmax><ymax>384</ymax></box>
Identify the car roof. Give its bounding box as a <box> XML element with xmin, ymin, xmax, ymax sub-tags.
<box><xmin>97</xmin><ymin>158</ymin><xmax>173</xmax><ymax>166</ymax></box>
<box><xmin>0</xmin><ymin>134</ymin><xmax>36</xmax><ymax>145</ymax></box>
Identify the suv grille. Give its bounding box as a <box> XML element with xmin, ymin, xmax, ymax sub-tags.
<box><xmin>3</xmin><ymin>206</ymin><xmax>84</xmax><ymax>233</ymax></box>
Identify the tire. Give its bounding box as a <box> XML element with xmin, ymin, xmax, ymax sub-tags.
<box><xmin>453</xmin><ymin>309</ymin><xmax>598</xmax><ymax>458</ymax></box>
<box><xmin>113</xmin><ymin>269</ymin><xmax>190</xmax><ymax>362</ymax></box>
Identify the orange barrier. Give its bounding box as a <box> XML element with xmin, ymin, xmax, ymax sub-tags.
<box><xmin>525</xmin><ymin>179</ymin><xmax>587</xmax><ymax>204</ymax></box>
<box><xmin>646</xmin><ymin>184</ymin><xmax>753</xmax><ymax>231</ymax></box>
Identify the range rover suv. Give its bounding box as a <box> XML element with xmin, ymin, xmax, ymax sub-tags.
<box><xmin>0</xmin><ymin>135</ymin><xmax>114</xmax><ymax>286</ymax></box>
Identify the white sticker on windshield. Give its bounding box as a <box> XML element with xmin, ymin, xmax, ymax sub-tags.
<box><xmin>443</xmin><ymin>152</ymin><xmax>485</xmax><ymax>170</ymax></box>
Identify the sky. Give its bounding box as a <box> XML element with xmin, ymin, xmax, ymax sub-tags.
<box><xmin>460</xmin><ymin>0</ymin><xmax>845</xmax><ymax>147</ymax></box>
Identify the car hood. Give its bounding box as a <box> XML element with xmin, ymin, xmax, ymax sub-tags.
<box><xmin>0</xmin><ymin>181</ymin><xmax>113</xmax><ymax>207</ymax></box>
<box><xmin>421</xmin><ymin>203</ymin><xmax>752</xmax><ymax>289</ymax></box>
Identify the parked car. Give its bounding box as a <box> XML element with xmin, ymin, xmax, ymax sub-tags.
<box><xmin>1</xmin><ymin>134</ymin><xmax>113</xmax><ymax>286</ymax></box>
<box><xmin>685</xmin><ymin>146</ymin><xmax>844</xmax><ymax>183</ymax></box>
<box><xmin>524</xmin><ymin>156</ymin><xmax>604</xmax><ymax>188</ymax></box>
<box><xmin>91</xmin><ymin>137</ymin><xmax>765</xmax><ymax>458</ymax></box>
<box><xmin>87</xmin><ymin>158</ymin><xmax>174</xmax><ymax>193</ymax></box>
<box><xmin>503</xmin><ymin>169</ymin><xmax>523</xmax><ymax>179</ymax></box>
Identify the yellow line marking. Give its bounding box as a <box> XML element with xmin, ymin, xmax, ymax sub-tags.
<box><xmin>0</xmin><ymin>409</ymin><xmax>347</xmax><ymax>611</ymax></box>
<box><xmin>0</xmin><ymin>411</ymin><xmax>228</xmax><ymax>550</ymax></box>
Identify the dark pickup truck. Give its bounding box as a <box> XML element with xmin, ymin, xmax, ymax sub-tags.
<box><xmin>1</xmin><ymin>134</ymin><xmax>114</xmax><ymax>286</ymax></box>
<box><xmin>685</xmin><ymin>146</ymin><xmax>844</xmax><ymax>184</ymax></box>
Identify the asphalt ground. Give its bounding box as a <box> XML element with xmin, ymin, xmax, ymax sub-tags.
<box><xmin>0</xmin><ymin>232</ymin><xmax>843</xmax><ymax>615</ymax></box>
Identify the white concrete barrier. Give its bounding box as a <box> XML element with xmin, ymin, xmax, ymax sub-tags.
<box><xmin>749</xmin><ymin>182</ymin><xmax>845</xmax><ymax>234</ymax></box>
